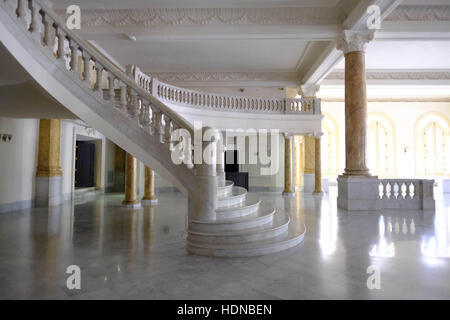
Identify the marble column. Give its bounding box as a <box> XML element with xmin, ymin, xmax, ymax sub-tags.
<box><xmin>313</xmin><ymin>136</ymin><xmax>323</xmax><ymax>194</ymax></box>
<box><xmin>283</xmin><ymin>134</ymin><xmax>295</xmax><ymax>196</ymax></box>
<box><xmin>336</xmin><ymin>30</ymin><xmax>380</xmax><ymax>211</ymax></box>
<box><xmin>35</xmin><ymin>119</ymin><xmax>63</xmax><ymax>207</ymax></box>
<box><xmin>141</xmin><ymin>166</ymin><xmax>158</xmax><ymax>205</ymax></box>
<box><xmin>122</xmin><ymin>152</ymin><xmax>141</xmax><ymax>209</ymax></box>
<box><xmin>303</xmin><ymin>135</ymin><xmax>315</xmax><ymax>193</ymax></box>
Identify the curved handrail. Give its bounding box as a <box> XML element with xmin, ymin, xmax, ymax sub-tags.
<box><xmin>1</xmin><ymin>0</ymin><xmax>197</xmax><ymax>191</ymax></box>
<box><xmin>130</xmin><ymin>65</ymin><xmax>321</xmax><ymax>115</ymax></box>
<box><xmin>8</xmin><ymin>0</ymin><xmax>194</xmax><ymax>137</ymax></box>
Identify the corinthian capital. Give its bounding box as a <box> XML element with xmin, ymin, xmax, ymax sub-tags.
<box><xmin>336</xmin><ymin>30</ymin><xmax>374</xmax><ymax>54</ymax></box>
<box><xmin>299</xmin><ymin>84</ymin><xmax>320</xmax><ymax>98</ymax></box>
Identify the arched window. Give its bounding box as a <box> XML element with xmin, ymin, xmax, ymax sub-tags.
<box><xmin>415</xmin><ymin>113</ymin><xmax>449</xmax><ymax>177</ymax></box>
<box><xmin>368</xmin><ymin>113</ymin><xmax>396</xmax><ymax>178</ymax></box>
<box><xmin>321</xmin><ymin>113</ymin><xmax>339</xmax><ymax>176</ymax></box>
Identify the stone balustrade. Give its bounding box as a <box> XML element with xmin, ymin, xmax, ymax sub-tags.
<box><xmin>379</xmin><ymin>179</ymin><xmax>435</xmax><ymax>210</ymax></box>
<box><xmin>129</xmin><ymin>65</ymin><xmax>321</xmax><ymax>115</ymax></box>
<box><xmin>1</xmin><ymin>0</ymin><xmax>204</xmax><ymax>193</ymax></box>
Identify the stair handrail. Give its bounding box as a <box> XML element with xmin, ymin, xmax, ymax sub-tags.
<box><xmin>5</xmin><ymin>0</ymin><xmax>194</xmax><ymax>138</ymax></box>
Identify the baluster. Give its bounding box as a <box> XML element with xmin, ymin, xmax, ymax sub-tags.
<box><xmin>164</xmin><ymin>115</ymin><xmax>172</xmax><ymax>143</ymax></box>
<box><xmin>16</xmin><ymin>0</ymin><xmax>23</xmax><ymax>18</ymax></box>
<box><xmin>81</xmin><ymin>50</ymin><xmax>91</xmax><ymax>84</ymax></box>
<box><xmin>24</xmin><ymin>0</ymin><xmax>33</xmax><ymax>31</ymax></box>
<box><xmin>106</xmin><ymin>72</ymin><xmax>115</xmax><ymax>101</ymax></box>
<box><xmin>68</xmin><ymin>40</ymin><xmax>78</xmax><ymax>73</ymax></box>
<box><xmin>52</xmin><ymin>23</ymin><xmax>62</xmax><ymax>58</ymax></box>
<box><xmin>127</xmin><ymin>91</ymin><xmax>138</xmax><ymax>118</ymax></box>
<box><xmin>119</xmin><ymin>82</ymin><xmax>127</xmax><ymax>111</ymax></box>
<box><xmin>412</xmin><ymin>181</ymin><xmax>419</xmax><ymax>199</ymax></box>
<box><xmin>94</xmin><ymin>61</ymin><xmax>104</xmax><ymax>92</ymax></box>
<box><xmin>152</xmin><ymin>109</ymin><xmax>162</xmax><ymax>141</ymax></box>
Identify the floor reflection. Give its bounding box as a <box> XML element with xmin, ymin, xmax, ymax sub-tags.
<box><xmin>0</xmin><ymin>190</ymin><xmax>448</xmax><ymax>299</ymax></box>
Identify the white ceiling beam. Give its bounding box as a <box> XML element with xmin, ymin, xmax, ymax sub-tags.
<box><xmin>78</xmin><ymin>25</ymin><xmax>341</xmax><ymax>42</ymax></box>
<box><xmin>301</xmin><ymin>0</ymin><xmax>404</xmax><ymax>86</ymax></box>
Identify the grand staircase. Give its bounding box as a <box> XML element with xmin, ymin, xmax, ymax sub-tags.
<box><xmin>0</xmin><ymin>0</ymin><xmax>305</xmax><ymax>257</ymax></box>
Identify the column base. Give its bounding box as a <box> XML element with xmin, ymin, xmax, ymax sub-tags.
<box><xmin>313</xmin><ymin>191</ymin><xmax>324</xmax><ymax>196</ymax></box>
<box><xmin>141</xmin><ymin>198</ymin><xmax>158</xmax><ymax>206</ymax></box>
<box><xmin>35</xmin><ymin>176</ymin><xmax>63</xmax><ymax>207</ymax></box>
<box><xmin>282</xmin><ymin>191</ymin><xmax>295</xmax><ymax>197</ymax></box>
<box><xmin>122</xmin><ymin>200</ymin><xmax>141</xmax><ymax>209</ymax></box>
<box><xmin>303</xmin><ymin>173</ymin><xmax>314</xmax><ymax>193</ymax></box>
<box><xmin>337</xmin><ymin>175</ymin><xmax>381</xmax><ymax>211</ymax></box>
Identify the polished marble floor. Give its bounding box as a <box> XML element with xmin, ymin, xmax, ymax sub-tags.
<box><xmin>0</xmin><ymin>188</ymin><xmax>449</xmax><ymax>299</ymax></box>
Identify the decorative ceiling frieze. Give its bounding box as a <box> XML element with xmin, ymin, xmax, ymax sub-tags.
<box><xmin>326</xmin><ymin>71</ymin><xmax>450</xmax><ymax>81</ymax></box>
<box><xmin>386</xmin><ymin>5</ymin><xmax>450</xmax><ymax>21</ymax></box>
<box><xmin>56</xmin><ymin>7</ymin><xmax>345</xmax><ymax>27</ymax></box>
<box><xmin>150</xmin><ymin>71</ymin><xmax>300</xmax><ymax>83</ymax></box>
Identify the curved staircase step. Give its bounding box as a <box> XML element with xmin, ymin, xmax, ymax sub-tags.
<box><xmin>217</xmin><ymin>180</ymin><xmax>234</xmax><ymax>197</ymax></box>
<box><xmin>191</xmin><ymin>202</ymin><xmax>273</xmax><ymax>233</ymax></box>
<box><xmin>188</xmin><ymin>210</ymin><xmax>290</xmax><ymax>245</ymax></box>
<box><xmin>187</xmin><ymin>221</ymin><xmax>306</xmax><ymax>257</ymax></box>
<box><xmin>215</xmin><ymin>194</ymin><xmax>261</xmax><ymax>219</ymax></box>
<box><xmin>217</xmin><ymin>186</ymin><xmax>247</xmax><ymax>207</ymax></box>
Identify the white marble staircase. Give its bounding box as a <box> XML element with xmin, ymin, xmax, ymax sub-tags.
<box><xmin>0</xmin><ymin>0</ymin><xmax>305</xmax><ymax>258</ymax></box>
<box><xmin>187</xmin><ymin>180</ymin><xmax>305</xmax><ymax>257</ymax></box>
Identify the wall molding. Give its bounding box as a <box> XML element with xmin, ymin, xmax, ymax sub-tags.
<box><xmin>322</xmin><ymin>97</ymin><xmax>450</xmax><ymax>102</ymax></box>
<box><xmin>152</xmin><ymin>71</ymin><xmax>300</xmax><ymax>83</ymax></box>
<box><xmin>386</xmin><ymin>5</ymin><xmax>450</xmax><ymax>22</ymax></box>
<box><xmin>57</xmin><ymin>8</ymin><xmax>344</xmax><ymax>28</ymax></box>
<box><xmin>326</xmin><ymin>70</ymin><xmax>450</xmax><ymax>81</ymax></box>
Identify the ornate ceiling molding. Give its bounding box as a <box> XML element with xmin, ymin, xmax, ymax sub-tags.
<box><xmin>386</xmin><ymin>5</ymin><xmax>450</xmax><ymax>22</ymax></box>
<box><xmin>57</xmin><ymin>8</ymin><xmax>344</xmax><ymax>28</ymax></box>
<box><xmin>322</xmin><ymin>97</ymin><xmax>450</xmax><ymax>103</ymax></box>
<box><xmin>325</xmin><ymin>71</ymin><xmax>450</xmax><ymax>81</ymax></box>
<box><xmin>151</xmin><ymin>71</ymin><xmax>300</xmax><ymax>83</ymax></box>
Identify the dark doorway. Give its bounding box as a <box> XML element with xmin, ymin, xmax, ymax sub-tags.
<box><xmin>75</xmin><ymin>141</ymin><xmax>95</xmax><ymax>188</ymax></box>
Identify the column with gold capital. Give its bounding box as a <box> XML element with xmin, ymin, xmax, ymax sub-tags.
<box><xmin>282</xmin><ymin>133</ymin><xmax>295</xmax><ymax>196</ymax></box>
<box><xmin>35</xmin><ymin>119</ymin><xmax>63</xmax><ymax>207</ymax></box>
<box><xmin>141</xmin><ymin>166</ymin><xmax>158</xmax><ymax>205</ymax></box>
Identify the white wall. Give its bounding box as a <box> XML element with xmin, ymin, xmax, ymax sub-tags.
<box><xmin>321</xmin><ymin>100</ymin><xmax>450</xmax><ymax>180</ymax></box>
<box><xmin>0</xmin><ymin>117</ymin><xmax>38</xmax><ymax>207</ymax></box>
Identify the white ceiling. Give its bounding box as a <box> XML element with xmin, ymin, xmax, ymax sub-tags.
<box><xmin>48</xmin><ymin>0</ymin><xmax>450</xmax><ymax>87</ymax></box>
<box><xmin>94</xmin><ymin>39</ymin><xmax>309</xmax><ymax>72</ymax></box>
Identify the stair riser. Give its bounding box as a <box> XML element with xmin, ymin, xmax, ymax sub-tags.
<box><xmin>216</xmin><ymin>203</ymin><xmax>260</xmax><ymax>220</ymax></box>
<box><xmin>188</xmin><ymin>224</ymin><xmax>289</xmax><ymax>245</ymax></box>
<box><xmin>187</xmin><ymin>233</ymin><xmax>305</xmax><ymax>258</ymax></box>
<box><xmin>217</xmin><ymin>193</ymin><xmax>246</xmax><ymax>207</ymax></box>
<box><xmin>217</xmin><ymin>186</ymin><xmax>233</xmax><ymax>197</ymax></box>
<box><xmin>191</xmin><ymin>212</ymin><xmax>274</xmax><ymax>233</ymax></box>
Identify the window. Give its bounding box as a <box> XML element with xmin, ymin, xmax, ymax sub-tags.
<box><xmin>368</xmin><ymin>113</ymin><xmax>396</xmax><ymax>178</ymax></box>
<box><xmin>415</xmin><ymin>113</ymin><xmax>449</xmax><ymax>177</ymax></box>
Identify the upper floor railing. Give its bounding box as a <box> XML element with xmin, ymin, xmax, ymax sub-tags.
<box><xmin>129</xmin><ymin>65</ymin><xmax>321</xmax><ymax>115</ymax></box>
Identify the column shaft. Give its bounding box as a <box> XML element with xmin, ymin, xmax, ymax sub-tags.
<box><xmin>35</xmin><ymin>119</ymin><xmax>63</xmax><ymax>208</ymax></box>
<box><xmin>283</xmin><ymin>135</ymin><xmax>294</xmax><ymax>195</ymax></box>
<box><xmin>313</xmin><ymin>137</ymin><xmax>322</xmax><ymax>194</ymax></box>
<box><xmin>344</xmin><ymin>51</ymin><xmax>369</xmax><ymax>176</ymax></box>
<box><xmin>123</xmin><ymin>152</ymin><xmax>140</xmax><ymax>208</ymax></box>
<box><xmin>142</xmin><ymin>166</ymin><xmax>158</xmax><ymax>205</ymax></box>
